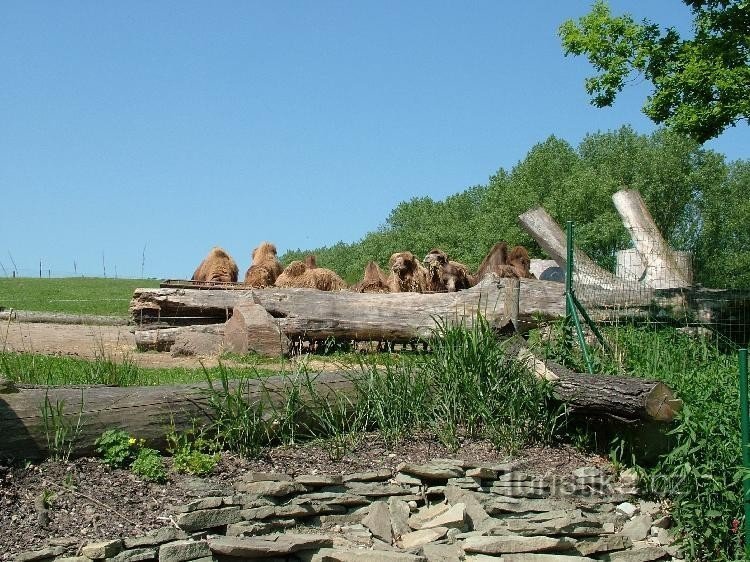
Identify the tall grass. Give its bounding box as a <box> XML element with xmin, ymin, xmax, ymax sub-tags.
<box><xmin>204</xmin><ymin>315</ymin><xmax>562</xmax><ymax>460</ymax></box>
<box><xmin>542</xmin><ymin>322</ymin><xmax>745</xmax><ymax>561</ymax></box>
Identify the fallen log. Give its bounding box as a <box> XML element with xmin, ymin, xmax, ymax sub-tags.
<box><xmin>0</xmin><ymin>310</ymin><xmax>128</xmax><ymax>326</ymax></box>
<box><xmin>612</xmin><ymin>189</ymin><xmax>691</xmax><ymax>289</ymax></box>
<box><xmin>130</xmin><ymin>276</ymin><xmax>545</xmax><ymax>341</ymax></box>
<box><xmin>518</xmin><ymin>207</ymin><xmax>643</xmax><ymax>292</ymax></box>
<box><xmin>0</xmin><ymin>344</ymin><xmax>681</xmax><ymax>459</ymax></box>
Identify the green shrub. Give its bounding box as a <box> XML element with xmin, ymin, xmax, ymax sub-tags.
<box><xmin>95</xmin><ymin>429</ymin><xmax>139</xmax><ymax>468</ymax></box>
<box><xmin>131</xmin><ymin>448</ymin><xmax>167</xmax><ymax>483</ymax></box>
<box><xmin>172</xmin><ymin>449</ymin><xmax>220</xmax><ymax>476</ymax></box>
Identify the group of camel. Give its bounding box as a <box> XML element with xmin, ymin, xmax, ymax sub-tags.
<box><xmin>191</xmin><ymin>241</ymin><xmax>534</xmax><ymax>294</ymax></box>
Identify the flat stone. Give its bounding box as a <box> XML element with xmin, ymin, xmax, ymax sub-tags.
<box><xmin>421</xmin><ymin>502</ymin><xmax>466</xmax><ymax>530</ymax></box>
<box><xmin>389</xmin><ymin>497</ymin><xmax>412</xmax><ymax>539</ymax></box>
<box><xmin>462</xmin><ymin>535</ymin><xmax>576</xmax><ymax>555</ymax></box>
<box><xmin>503</xmin><ymin>555</ymin><xmax>596</xmax><ymax>561</ymax></box>
<box><xmin>488</xmin><ymin>485</ymin><xmax>549</xmax><ymax>499</ymax></box>
<box><xmin>292</xmin><ymin>492</ymin><xmax>369</xmax><ymax>507</ymax></box>
<box><xmin>396</xmin><ymin>527</ymin><xmax>449</xmax><ymax>549</ymax></box>
<box><xmin>397</xmin><ymin>462</ymin><xmax>465</xmax><ymax>481</ymax></box>
<box><xmin>241</xmin><ymin>472</ymin><xmax>292</xmax><ymax>482</ymax></box>
<box><xmin>362</xmin><ymin>501</ymin><xmax>393</xmax><ymax>544</ymax></box>
<box><xmin>175</xmin><ymin>506</ymin><xmax>241</xmax><ymax>532</ymax></box>
<box><xmin>171</xmin><ymin>496</ymin><xmax>223</xmax><ymax>513</ymax></box>
<box><xmin>274</xmin><ymin>502</ymin><xmax>347</xmax><ymax>518</ymax></box>
<box><xmin>14</xmin><ymin>547</ymin><xmax>65</xmax><ymax>562</ymax></box>
<box><xmin>598</xmin><ymin>546</ymin><xmax>669</xmax><ymax>562</ymax></box>
<box><xmin>618</xmin><ymin>469</ymin><xmax>640</xmax><ymax>486</ymax></box>
<box><xmin>621</xmin><ymin>514</ymin><xmax>653</xmax><ymax>541</ymax></box>
<box><xmin>109</xmin><ymin>548</ymin><xmax>158</xmax><ymax>562</ymax></box>
<box><xmin>318</xmin><ymin>506</ymin><xmax>371</xmax><ymax>527</ymax></box>
<box><xmin>496</xmin><ymin>472</ymin><xmax>532</xmax><ymax>482</ymax></box>
<box><xmin>464</xmin><ymin>556</ymin><xmax>504</xmax><ymax>562</ymax></box>
<box><xmin>81</xmin><ymin>540</ymin><xmax>123</xmax><ymax>559</ymax></box>
<box><xmin>652</xmin><ymin>515</ymin><xmax>671</xmax><ymax>529</ymax></box>
<box><xmin>295</xmin><ymin>474</ymin><xmax>344</xmax><ymax>486</ymax></box>
<box><xmin>240</xmin><ymin>505</ymin><xmax>277</xmax><ymax>520</ymax></box>
<box><xmin>344</xmin><ymin>481</ymin><xmax>411</xmax><ymax>497</ymax></box>
<box><xmin>616</xmin><ymin>502</ymin><xmax>638</xmax><ymax>517</ymax></box>
<box><xmin>425</xmin><ymin>486</ymin><xmax>446</xmax><ymax>497</ymax></box>
<box><xmin>342</xmin><ymin>469</ymin><xmax>393</xmax><ymax>482</ymax></box>
<box><xmin>235</xmin><ymin>480</ymin><xmax>309</xmax><ymax>496</ymax></box>
<box><xmin>209</xmin><ymin>534</ymin><xmax>333</xmax><ymax>557</ymax></box>
<box><xmin>573</xmin><ymin>467</ymin><xmax>602</xmax><ymax>479</ymax></box>
<box><xmin>54</xmin><ymin>558</ymin><xmax>91</xmax><ymax>562</ymax></box>
<box><xmin>652</xmin><ymin>527</ymin><xmax>673</xmax><ymax>545</ymax></box>
<box><xmin>175</xmin><ymin>477</ymin><xmax>229</xmax><ymax>497</ymax></box>
<box><xmin>422</xmin><ymin>542</ymin><xmax>463</xmax><ymax>562</ymax></box>
<box><xmin>466</xmin><ymin>467</ymin><xmax>497</xmax><ymax>480</ymax></box>
<box><xmin>124</xmin><ymin>528</ymin><xmax>188</xmax><ymax>548</ymax></box>
<box><xmin>302</xmin><ymin>548</ymin><xmax>425</xmax><ymax>561</ymax></box>
<box><xmin>226</xmin><ymin>520</ymin><xmax>275</xmax><ymax>536</ymax></box>
<box><xmin>409</xmin><ymin>502</ymin><xmax>450</xmax><ymax>529</ymax></box>
<box><xmin>158</xmin><ymin>540</ymin><xmax>211</xmax><ymax>562</ymax></box>
<box><xmin>444</xmin><ymin>487</ymin><xmax>492</xmax><ymax>531</ymax></box>
<box><xmin>340</xmin><ymin>523</ymin><xmax>373</xmax><ymax>545</ymax></box>
<box><xmin>394</xmin><ymin>472</ymin><xmax>424</xmax><ymax>486</ymax></box>
<box><xmin>237</xmin><ymin>495</ymin><xmax>278</xmax><ymax>509</ymax></box>
<box><xmin>576</xmin><ymin>535</ymin><xmax>632</xmax><ymax>556</ymax></box>
<box><xmin>485</xmin><ymin>498</ymin><xmax>571</xmax><ymax>515</ymax></box>
<box><xmin>447</xmin><ymin>477</ymin><xmax>482</xmax><ymax>490</ymax></box>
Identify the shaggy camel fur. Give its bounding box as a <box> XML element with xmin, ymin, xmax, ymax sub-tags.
<box><xmin>244</xmin><ymin>241</ymin><xmax>284</xmax><ymax>288</ymax></box>
<box><xmin>386</xmin><ymin>251</ymin><xmax>428</xmax><ymax>293</ymax></box>
<box><xmin>192</xmin><ymin>247</ymin><xmax>239</xmax><ymax>283</ymax></box>
<box><xmin>423</xmin><ymin>249</ymin><xmax>472</xmax><ymax>292</ymax></box>
<box><xmin>275</xmin><ymin>261</ymin><xmax>347</xmax><ymax>291</ymax></box>
<box><xmin>351</xmin><ymin>261</ymin><xmax>390</xmax><ymax>293</ymax></box>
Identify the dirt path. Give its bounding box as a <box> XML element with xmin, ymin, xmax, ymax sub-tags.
<box><xmin>1</xmin><ymin>320</ymin><xmax>339</xmax><ymax>371</ymax></box>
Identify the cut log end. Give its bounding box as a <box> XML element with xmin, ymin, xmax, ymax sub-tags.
<box><xmin>645</xmin><ymin>382</ymin><xmax>683</xmax><ymax>422</ymax></box>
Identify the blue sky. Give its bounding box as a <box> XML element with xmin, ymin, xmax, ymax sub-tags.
<box><xmin>1</xmin><ymin>1</ymin><xmax>747</xmax><ymax>279</ymax></box>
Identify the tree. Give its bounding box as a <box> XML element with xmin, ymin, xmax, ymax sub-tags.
<box><xmin>559</xmin><ymin>0</ymin><xmax>750</xmax><ymax>142</ymax></box>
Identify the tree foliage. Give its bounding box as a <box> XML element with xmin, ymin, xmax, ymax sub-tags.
<box><xmin>559</xmin><ymin>0</ymin><xmax>750</xmax><ymax>142</ymax></box>
<box><xmin>282</xmin><ymin>126</ymin><xmax>750</xmax><ymax>288</ymax></box>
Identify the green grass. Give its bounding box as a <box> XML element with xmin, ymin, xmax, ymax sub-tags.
<box><xmin>536</xmin><ymin>322</ymin><xmax>745</xmax><ymax>562</ymax></box>
<box><xmin>0</xmin><ymin>351</ymin><xmax>277</xmax><ymax>386</ymax></box>
<box><xmin>0</xmin><ymin>277</ymin><xmax>160</xmax><ymax>316</ymax></box>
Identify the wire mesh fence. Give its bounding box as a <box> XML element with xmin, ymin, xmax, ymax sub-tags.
<box><xmin>571</xmin><ymin>223</ymin><xmax>750</xmax><ymax>349</ymax></box>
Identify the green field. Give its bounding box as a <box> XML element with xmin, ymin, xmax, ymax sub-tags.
<box><xmin>0</xmin><ymin>277</ymin><xmax>160</xmax><ymax>316</ymax></box>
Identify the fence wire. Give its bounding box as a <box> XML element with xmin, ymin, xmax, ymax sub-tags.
<box><xmin>572</xmin><ymin>225</ymin><xmax>750</xmax><ymax>348</ymax></box>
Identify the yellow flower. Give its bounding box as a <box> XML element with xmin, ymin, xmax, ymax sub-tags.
<box><xmin>128</xmin><ymin>437</ymin><xmax>137</xmax><ymax>446</ymax></box>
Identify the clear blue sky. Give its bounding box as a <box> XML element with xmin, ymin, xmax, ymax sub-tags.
<box><xmin>1</xmin><ymin>1</ymin><xmax>747</xmax><ymax>279</ymax></box>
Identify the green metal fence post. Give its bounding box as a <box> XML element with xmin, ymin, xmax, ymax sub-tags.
<box><xmin>565</xmin><ymin>221</ymin><xmax>573</xmax><ymax>321</ymax></box>
<box><xmin>740</xmin><ymin>348</ymin><xmax>750</xmax><ymax>550</ymax></box>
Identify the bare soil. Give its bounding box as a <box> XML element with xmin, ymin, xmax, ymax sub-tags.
<box><xmin>0</xmin><ymin>433</ymin><xmax>607</xmax><ymax>559</ymax></box>
<box><xmin>1</xmin><ymin>321</ymin><xmax>338</xmax><ymax>371</ymax></box>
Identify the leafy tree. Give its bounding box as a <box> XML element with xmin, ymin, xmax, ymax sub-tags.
<box><xmin>560</xmin><ymin>0</ymin><xmax>750</xmax><ymax>142</ymax></box>
<box><xmin>283</xmin><ymin>127</ymin><xmax>749</xmax><ymax>288</ymax></box>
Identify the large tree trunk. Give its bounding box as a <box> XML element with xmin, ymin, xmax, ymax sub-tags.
<box><xmin>0</xmin><ymin>345</ymin><xmax>680</xmax><ymax>460</ymax></box>
<box><xmin>130</xmin><ymin>277</ymin><xmax>562</xmax><ymax>342</ymax></box>
<box><xmin>517</xmin><ymin>207</ymin><xmax>643</xmax><ymax>291</ymax></box>
<box><xmin>612</xmin><ymin>189</ymin><xmax>691</xmax><ymax>289</ymax></box>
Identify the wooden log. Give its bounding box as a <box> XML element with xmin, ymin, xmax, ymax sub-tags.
<box><xmin>0</xmin><ymin>372</ymin><xmax>358</xmax><ymax>460</ymax></box>
<box><xmin>518</xmin><ymin>207</ymin><xmax>643</xmax><ymax>292</ymax></box>
<box><xmin>0</xmin><ymin>349</ymin><xmax>680</xmax><ymax>459</ymax></box>
<box><xmin>507</xmin><ymin>338</ymin><xmax>682</xmax><ymax>422</ymax></box>
<box><xmin>0</xmin><ymin>310</ymin><xmax>128</xmax><ymax>326</ymax></box>
<box><xmin>612</xmin><ymin>189</ymin><xmax>691</xmax><ymax>289</ymax></box>
<box><xmin>134</xmin><ymin>325</ymin><xmax>224</xmax><ymax>351</ymax></box>
<box><xmin>131</xmin><ymin>276</ymin><xmax>555</xmax><ymax>342</ymax></box>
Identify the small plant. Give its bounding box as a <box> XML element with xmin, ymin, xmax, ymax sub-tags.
<box><xmin>131</xmin><ymin>447</ymin><xmax>168</xmax><ymax>483</ymax></box>
<box><xmin>41</xmin><ymin>390</ymin><xmax>84</xmax><ymax>462</ymax></box>
<box><xmin>166</xmin><ymin>422</ymin><xmax>220</xmax><ymax>476</ymax></box>
<box><xmin>95</xmin><ymin>429</ymin><xmax>139</xmax><ymax>468</ymax></box>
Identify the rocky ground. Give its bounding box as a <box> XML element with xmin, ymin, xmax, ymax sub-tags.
<box><xmin>0</xmin><ymin>433</ymin><xmax>608</xmax><ymax>559</ymax></box>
